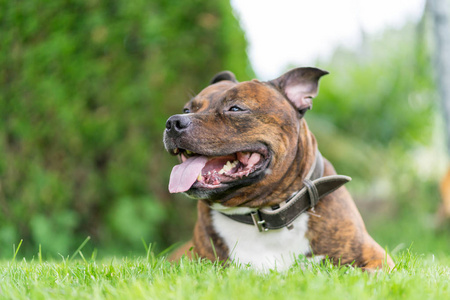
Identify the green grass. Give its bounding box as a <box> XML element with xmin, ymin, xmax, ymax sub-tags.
<box><xmin>2</xmin><ymin>214</ymin><xmax>450</xmax><ymax>300</ymax></box>
<box><xmin>1</xmin><ymin>250</ymin><xmax>449</xmax><ymax>300</ymax></box>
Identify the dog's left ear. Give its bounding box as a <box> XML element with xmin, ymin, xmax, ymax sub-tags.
<box><xmin>269</xmin><ymin>67</ymin><xmax>328</xmax><ymax>116</ymax></box>
<box><xmin>210</xmin><ymin>71</ymin><xmax>238</xmax><ymax>84</ymax></box>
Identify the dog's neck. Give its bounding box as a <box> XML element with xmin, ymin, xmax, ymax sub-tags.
<box><xmin>294</xmin><ymin>120</ymin><xmax>317</xmax><ymax>180</ymax></box>
<box><xmin>264</xmin><ymin>119</ymin><xmax>318</xmax><ymax>206</ymax></box>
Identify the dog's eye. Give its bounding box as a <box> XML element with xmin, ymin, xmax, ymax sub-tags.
<box><xmin>183</xmin><ymin>108</ymin><xmax>190</xmax><ymax>114</ymax></box>
<box><xmin>229</xmin><ymin>106</ymin><xmax>243</xmax><ymax>112</ymax></box>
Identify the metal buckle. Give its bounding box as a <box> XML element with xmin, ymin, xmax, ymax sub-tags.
<box><xmin>250</xmin><ymin>211</ymin><xmax>268</xmax><ymax>232</ymax></box>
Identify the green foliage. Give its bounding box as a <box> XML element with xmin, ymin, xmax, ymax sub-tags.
<box><xmin>315</xmin><ymin>24</ymin><xmax>435</xmax><ymax>147</ymax></box>
<box><xmin>0</xmin><ymin>252</ymin><xmax>449</xmax><ymax>299</ymax></box>
<box><xmin>0</xmin><ymin>0</ymin><xmax>253</xmax><ymax>257</ymax></box>
<box><xmin>307</xmin><ymin>22</ymin><xmax>438</xmax><ymax>197</ymax></box>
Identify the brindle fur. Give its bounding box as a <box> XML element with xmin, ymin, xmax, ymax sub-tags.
<box><xmin>166</xmin><ymin>69</ymin><xmax>394</xmax><ymax>270</ymax></box>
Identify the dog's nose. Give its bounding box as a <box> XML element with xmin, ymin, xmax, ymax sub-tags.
<box><xmin>165</xmin><ymin>115</ymin><xmax>192</xmax><ymax>134</ymax></box>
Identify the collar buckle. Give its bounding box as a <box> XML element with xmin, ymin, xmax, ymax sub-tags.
<box><xmin>251</xmin><ymin>211</ymin><xmax>268</xmax><ymax>232</ymax></box>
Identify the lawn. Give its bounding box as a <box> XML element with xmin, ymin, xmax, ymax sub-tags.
<box><xmin>1</xmin><ymin>249</ymin><xmax>449</xmax><ymax>300</ymax></box>
<box><xmin>2</xmin><ymin>208</ymin><xmax>450</xmax><ymax>300</ymax></box>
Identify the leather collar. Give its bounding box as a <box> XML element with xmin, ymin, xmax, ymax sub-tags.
<box><xmin>219</xmin><ymin>150</ymin><xmax>351</xmax><ymax>232</ymax></box>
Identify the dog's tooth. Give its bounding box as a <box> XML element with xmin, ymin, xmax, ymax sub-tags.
<box><xmin>174</xmin><ymin>148</ymin><xmax>179</xmax><ymax>154</ymax></box>
<box><xmin>218</xmin><ymin>160</ymin><xmax>238</xmax><ymax>175</ymax></box>
<box><xmin>197</xmin><ymin>173</ymin><xmax>203</xmax><ymax>181</ymax></box>
<box><xmin>186</xmin><ymin>150</ymin><xmax>193</xmax><ymax>155</ymax></box>
<box><xmin>222</xmin><ymin>161</ymin><xmax>230</xmax><ymax>172</ymax></box>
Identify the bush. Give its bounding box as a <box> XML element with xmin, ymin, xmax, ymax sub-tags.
<box><xmin>0</xmin><ymin>0</ymin><xmax>253</xmax><ymax>258</ymax></box>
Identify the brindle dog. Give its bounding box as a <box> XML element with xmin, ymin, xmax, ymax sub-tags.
<box><xmin>164</xmin><ymin>68</ymin><xmax>394</xmax><ymax>271</ymax></box>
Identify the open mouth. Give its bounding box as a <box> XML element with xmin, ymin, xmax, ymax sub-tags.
<box><xmin>168</xmin><ymin>148</ymin><xmax>269</xmax><ymax>193</ymax></box>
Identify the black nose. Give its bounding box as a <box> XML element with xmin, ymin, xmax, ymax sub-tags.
<box><xmin>165</xmin><ymin>115</ymin><xmax>192</xmax><ymax>134</ymax></box>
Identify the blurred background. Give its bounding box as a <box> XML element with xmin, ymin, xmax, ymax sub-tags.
<box><xmin>1</xmin><ymin>0</ymin><xmax>449</xmax><ymax>259</ymax></box>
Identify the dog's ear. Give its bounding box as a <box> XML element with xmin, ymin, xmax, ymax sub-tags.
<box><xmin>210</xmin><ymin>71</ymin><xmax>238</xmax><ymax>84</ymax></box>
<box><xmin>269</xmin><ymin>67</ymin><xmax>328</xmax><ymax>116</ymax></box>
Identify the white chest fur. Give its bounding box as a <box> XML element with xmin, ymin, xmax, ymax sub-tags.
<box><xmin>211</xmin><ymin>209</ymin><xmax>312</xmax><ymax>272</ymax></box>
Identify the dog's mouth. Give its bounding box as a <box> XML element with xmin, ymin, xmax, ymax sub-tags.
<box><xmin>168</xmin><ymin>148</ymin><xmax>269</xmax><ymax>194</ymax></box>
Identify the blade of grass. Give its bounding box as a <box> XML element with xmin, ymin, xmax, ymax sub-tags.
<box><xmin>69</xmin><ymin>236</ymin><xmax>91</xmax><ymax>262</ymax></box>
<box><xmin>141</xmin><ymin>238</ymin><xmax>149</xmax><ymax>254</ymax></box>
<box><xmin>12</xmin><ymin>239</ymin><xmax>23</xmax><ymax>262</ymax></box>
<box><xmin>39</xmin><ymin>244</ymin><xmax>42</xmax><ymax>264</ymax></box>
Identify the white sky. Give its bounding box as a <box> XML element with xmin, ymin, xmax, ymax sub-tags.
<box><xmin>231</xmin><ymin>0</ymin><xmax>426</xmax><ymax>80</ymax></box>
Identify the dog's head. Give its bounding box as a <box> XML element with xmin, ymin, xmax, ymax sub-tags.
<box><xmin>164</xmin><ymin>67</ymin><xmax>328</xmax><ymax>205</ymax></box>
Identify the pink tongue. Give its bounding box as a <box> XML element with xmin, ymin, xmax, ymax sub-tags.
<box><xmin>169</xmin><ymin>156</ymin><xmax>208</xmax><ymax>193</ymax></box>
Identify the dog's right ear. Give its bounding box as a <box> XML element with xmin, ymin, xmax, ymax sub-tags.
<box><xmin>210</xmin><ymin>71</ymin><xmax>238</xmax><ymax>84</ymax></box>
<box><xmin>269</xmin><ymin>67</ymin><xmax>328</xmax><ymax>117</ymax></box>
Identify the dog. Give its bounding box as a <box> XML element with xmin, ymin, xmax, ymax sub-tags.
<box><xmin>163</xmin><ymin>67</ymin><xmax>394</xmax><ymax>271</ymax></box>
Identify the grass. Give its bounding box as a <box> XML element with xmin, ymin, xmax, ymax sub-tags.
<box><xmin>1</xmin><ymin>249</ymin><xmax>449</xmax><ymax>300</ymax></box>
<box><xmin>2</xmin><ymin>203</ymin><xmax>450</xmax><ymax>300</ymax></box>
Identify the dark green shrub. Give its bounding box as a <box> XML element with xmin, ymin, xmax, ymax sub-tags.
<box><xmin>0</xmin><ymin>0</ymin><xmax>252</xmax><ymax>257</ymax></box>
